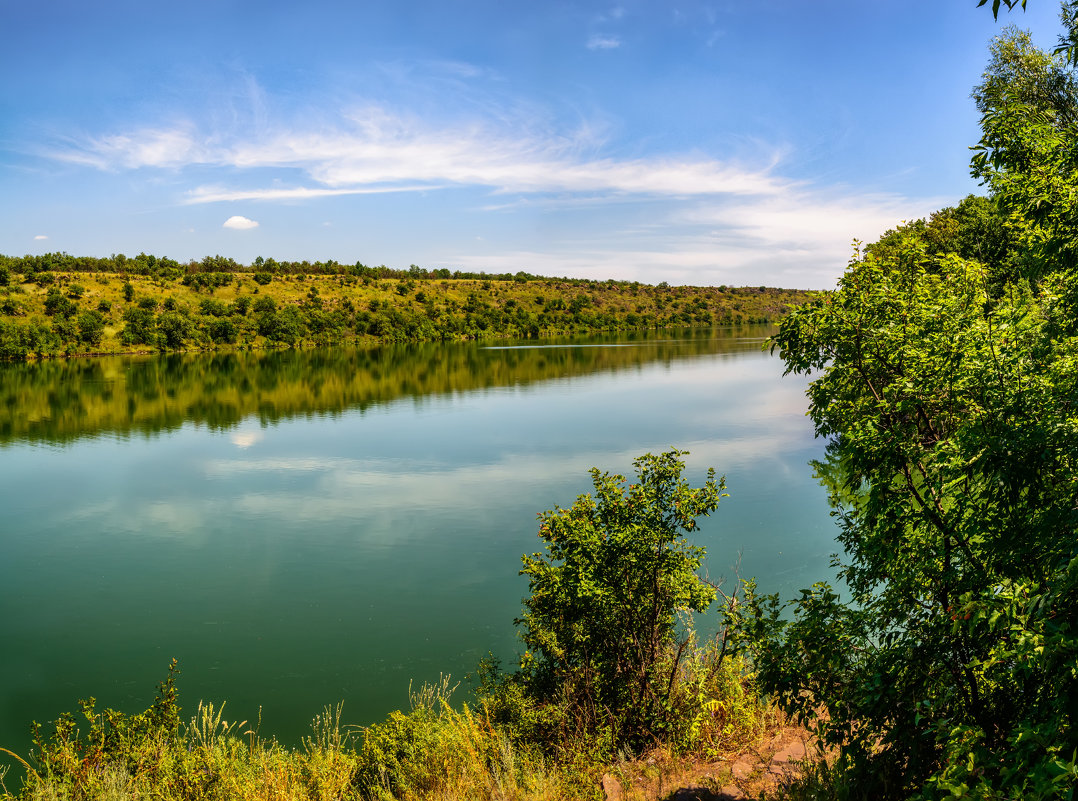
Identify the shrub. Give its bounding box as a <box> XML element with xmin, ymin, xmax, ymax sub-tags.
<box><xmin>252</xmin><ymin>296</ymin><xmax>276</xmax><ymax>315</ymax></box>
<box><xmin>77</xmin><ymin>310</ymin><xmax>105</xmax><ymax>346</ymax></box>
<box><xmin>516</xmin><ymin>449</ymin><xmax>725</xmax><ymax>747</ymax></box>
<box><xmin>121</xmin><ymin>307</ymin><xmax>156</xmax><ymax>345</ymax></box>
<box><xmin>157</xmin><ymin>311</ymin><xmax>193</xmax><ymax>350</ymax></box>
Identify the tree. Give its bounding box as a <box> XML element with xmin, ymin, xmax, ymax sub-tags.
<box><xmin>517</xmin><ymin>449</ymin><xmax>724</xmax><ymax>745</ymax></box>
<box><xmin>731</xmin><ymin>234</ymin><xmax>1078</xmax><ymax>797</ymax></box>
<box><xmin>156</xmin><ymin>311</ymin><xmax>193</xmax><ymax>350</ymax></box>
<box><xmin>865</xmin><ymin>194</ymin><xmax>1024</xmax><ymax>288</ymax></box>
<box><xmin>972</xmin><ymin>24</ymin><xmax>1078</xmax><ymax>273</ymax></box>
<box><xmin>77</xmin><ymin>309</ymin><xmax>105</xmax><ymax>346</ymax></box>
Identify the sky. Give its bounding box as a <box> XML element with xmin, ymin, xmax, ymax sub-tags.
<box><xmin>0</xmin><ymin>0</ymin><xmax>1069</xmax><ymax>289</ymax></box>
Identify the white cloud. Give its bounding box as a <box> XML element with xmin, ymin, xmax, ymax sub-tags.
<box><xmin>223</xmin><ymin>215</ymin><xmax>259</xmax><ymax>230</ymax></box>
<box><xmin>50</xmin><ymin>105</ymin><xmax>788</xmax><ymax>201</ymax></box>
<box><xmin>34</xmin><ymin>234</ymin><xmax>47</xmax><ymax>240</ymax></box>
<box><xmin>49</xmin><ymin>126</ymin><xmax>204</xmax><ymax>169</ymax></box>
<box><xmin>205</xmin><ymin>109</ymin><xmax>786</xmax><ymax>199</ymax></box>
<box><xmin>449</xmin><ymin>188</ymin><xmax>944</xmax><ymax>289</ymax></box>
<box><xmin>587</xmin><ymin>34</ymin><xmax>621</xmax><ymax>50</ymax></box>
<box><xmin>185</xmin><ymin>183</ymin><xmax>442</xmax><ymax>204</ymax></box>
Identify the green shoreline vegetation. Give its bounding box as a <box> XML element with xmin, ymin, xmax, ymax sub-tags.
<box><xmin>6</xmin><ymin>6</ymin><xmax>1078</xmax><ymax>799</ymax></box>
<box><xmin>0</xmin><ymin>254</ymin><xmax>814</xmax><ymax>362</ymax></box>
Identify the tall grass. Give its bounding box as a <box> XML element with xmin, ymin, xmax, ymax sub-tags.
<box><xmin>1</xmin><ymin>638</ymin><xmax>781</xmax><ymax>801</ymax></box>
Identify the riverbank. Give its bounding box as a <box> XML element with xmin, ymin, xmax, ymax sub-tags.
<box><xmin>0</xmin><ymin>657</ymin><xmax>819</xmax><ymax>801</ymax></box>
<box><xmin>0</xmin><ymin>264</ymin><xmax>816</xmax><ymax>361</ymax></box>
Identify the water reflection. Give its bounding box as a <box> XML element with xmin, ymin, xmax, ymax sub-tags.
<box><xmin>0</xmin><ymin>327</ymin><xmax>769</xmax><ymax>445</ymax></box>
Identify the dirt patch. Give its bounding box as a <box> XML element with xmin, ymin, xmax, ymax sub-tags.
<box><xmin>600</xmin><ymin>724</ymin><xmax>816</xmax><ymax>801</ymax></box>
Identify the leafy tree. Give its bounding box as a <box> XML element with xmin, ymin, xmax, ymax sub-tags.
<box><xmin>517</xmin><ymin>450</ymin><xmax>725</xmax><ymax>746</ymax></box>
<box><xmin>120</xmin><ymin>307</ymin><xmax>155</xmax><ymax>345</ymax></box>
<box><xmin>720</xmin><ymin>33</ymin><xmax>1078</xmax><ymax>791</ymax></box>
<box><xmin>972</xmin><ymin>24</ymin><xmax>1078</xmax><ymax>273</ymax></box>
<box><xmin>156</xmin><ymin>311</ymin><xmax>193</xmax><ymax>350</ymax></box>
<box><xmin>866</xmin><ymin>195</ymin><xmax>1025</xmax><ymax>289</ymax></box>
<box><xmin>77</xmin><ymin>309</ymin><xmax>105</xmax><ymax>346</ymax></box>
<box><xmin>44</xmin><ymin>288</ymin><xmax>76</xmax><ymax>318</ymax></box>
<box><xmin>731</xmin><ymin>237</ymin><xmax>1078</xmax><ymax>797</ymax></box>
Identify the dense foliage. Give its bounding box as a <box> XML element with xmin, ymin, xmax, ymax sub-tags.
<box><xmin>0</xmin><ymin>263</ymin><xmax>810</xmax><ymax>361</ymax></box>
<box><xmin>729</xmin><ymin>10</ymin><xmax>1078</xmax><ymax>799</ymax></box>
<box><xmin>513</xmin><ymin>451</ymin><xmax>726</xmax><ymax>748</ymax></box>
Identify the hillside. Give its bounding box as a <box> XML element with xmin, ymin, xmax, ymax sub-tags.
<box><xmin>0</xmin><ymin>254</ymin><xmax>815</xmax><ymax>360</ymax></box>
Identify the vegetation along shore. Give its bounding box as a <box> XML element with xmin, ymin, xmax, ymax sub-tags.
<box><xmin>0</xmin><ymin>254</ymin><xmax>813</xmax><ymax>362</ymax></box>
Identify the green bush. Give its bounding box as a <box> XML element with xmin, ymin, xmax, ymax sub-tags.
<box><xmin>77</xmin><ymin>310</ymin><xmax>105</xmax><ymax>346</ymax></box>
<box><xmin>516</xmin><ymin>449</ymin><xmax>725</xmax><ymax>748</ymax></box>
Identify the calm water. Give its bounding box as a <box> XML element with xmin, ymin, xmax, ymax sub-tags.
<box><xmin>0</xmin><ymin>326</ymin><xmax>835</xmax><ymax>760</ymax></box>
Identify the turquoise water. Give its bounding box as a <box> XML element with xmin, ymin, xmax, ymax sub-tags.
<box><xmin>0</xmin><ymin>327</ymin><xmax>835</xmax><ymax>761</ymax></box>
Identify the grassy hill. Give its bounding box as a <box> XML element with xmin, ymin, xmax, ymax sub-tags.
<box><xmin>0</xmin><ymin>254</ymin><xmax>815</xmax><ymax>360</ymax></box>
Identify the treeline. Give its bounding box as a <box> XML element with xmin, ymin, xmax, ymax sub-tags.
<box><xmin>1</xmin><ymin>249</ymin><xmax>725</xmax><ymax>286</ymax></box>
<box><xmin>0</xmin><ymin>261</ymin><xmax>812</xmax><ymax>361</ymax></box>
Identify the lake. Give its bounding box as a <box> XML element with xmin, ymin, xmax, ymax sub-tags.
<box><xmin>0</xmin><ymin>326</ymin><xmax>835</xmax><ymax>760</ymax></box>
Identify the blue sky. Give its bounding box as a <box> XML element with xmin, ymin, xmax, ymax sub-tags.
<box><xmin>0</xmin><ymin>0</ymin><xmax>1067</xmax><ymax>288</ymax></box>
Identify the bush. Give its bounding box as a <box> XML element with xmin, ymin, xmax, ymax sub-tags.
<box><xmin>516</xmin><ymin>449</ymin><xmax>725</xmax><ymax>747</ymax></box>
<box><xmin>198</xmin><ymin>297</ymin><xmax>228</xmax><ymax>317</ymax></box>
<box><xmin>121</xmin><ymin>307</ymin><xmax>156</xmax><ymax>345</ymax></box>
<box><xmin>252</xmin><ymin>296</ymin><xmax>276</xmax><ymax>315</ymax></box>
<box><xmin>157</xmin><ymin>311</ymin><xmax>193</xmax><ymax>350</ymax></box>
<box><xmin>208</xmin><ymin>317</ymin><xmax>237</xmax><ymax>344</ymax></box>
<box><xmin>77</xmin><ymin>309</ymin><xmax>105</xmax><ymax>346</ymax></box>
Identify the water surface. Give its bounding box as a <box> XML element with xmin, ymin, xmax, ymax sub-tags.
<box><xmin>0</xmin><ymin>327</ymin><xmax>835</xmax><ymax>759</ymax></box>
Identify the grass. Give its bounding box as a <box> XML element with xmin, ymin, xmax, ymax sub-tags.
<box><xmin>0</xmin><ymin>647</ymin><xmax>798</xmax><ymax>801</ymax></box>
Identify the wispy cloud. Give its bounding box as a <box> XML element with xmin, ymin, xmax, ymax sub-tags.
<box><xmin>587</xmin><ymin>34</ymin><xmax>621</xmax><ymax>50</ymax></box>
<box><xmin>49</xmin><ymin>126</ymin><xmax>206</xmax><ymax>170</ymax></box>
<box><xmin>223</xmin><ymin>215</ymin><xmax>259</xmax><ymax>229</ymax></box>
<box><xmin>34</xmin><ymin>234</ymin><xmax>48</xmax><ymax>240</ymax></box>
<box><xmin>54</xmin><ymin>105</ymin><xmax>788</xmax><ymax>202</ymax></box>
<box><xmin>185</xmin><ymin>183</ymin><xmax>444</xmax><ymax>204</ymax></box>
<box><xmin>453</xmin><ymin>189</ymin><xmax>943</xmax><ymax>289</ymax></box>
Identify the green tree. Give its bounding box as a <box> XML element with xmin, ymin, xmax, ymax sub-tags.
<box><xmin>517</xmin><ymin>450</ymin><xmax>724</xmax><ymax>746</ymax></box>
<box><xmin>866</xmin><ymin>195</ymin><xmax>1026</xmax><ymax>290</ymax></box>
<box><xmin>77</xmin><ymin>309</ymin><xmax>105</xmax><ymax>346</ymax></box>
<box><xmin>972</xmin><ymin>25</ymin><xmax>1078</xmax><ymax>273</ymax></box>
<box><xmin>731</xmin><ymin>238</ymin><xmax>1078</xmax><ymax>798</ymax></box>
<box><xmin>156</xmin><ymin>311</ymin><xmax>193</xmax><ymax>350</ymax></box>
<box><xmin>121</xmin><ymin>307</ymin><xmax>155</xmax><ymax>345</ymax></box>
